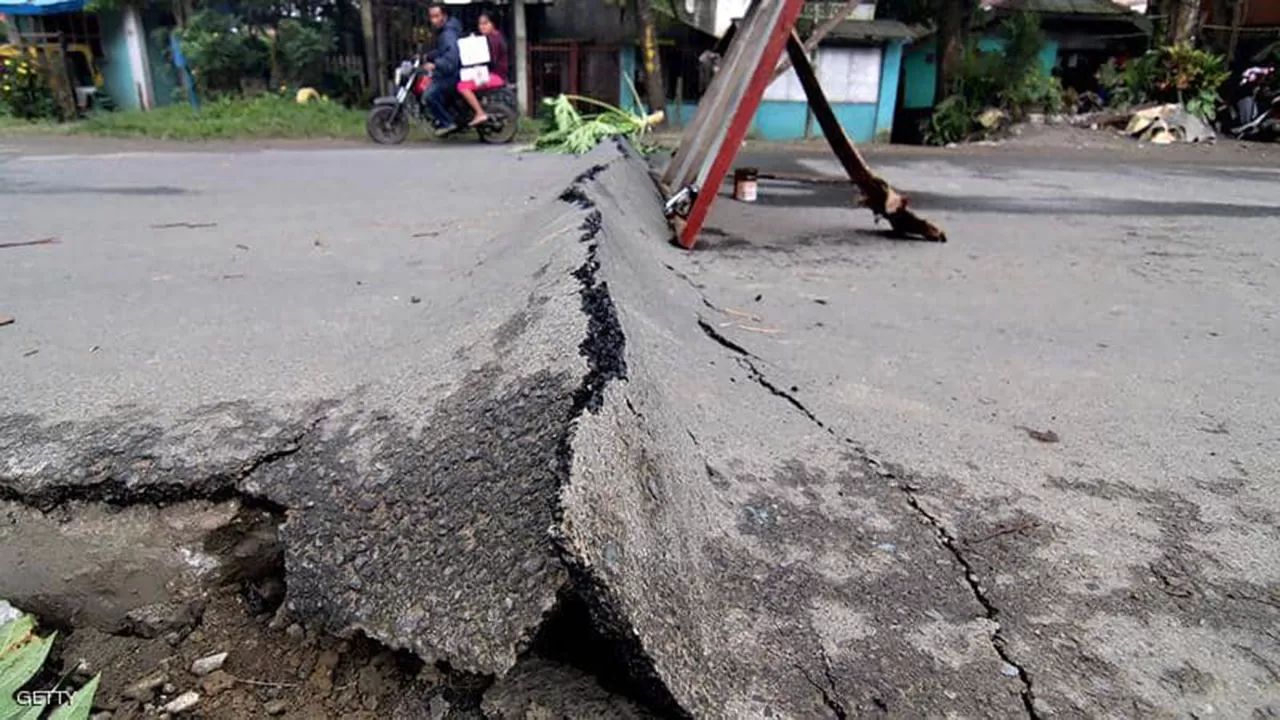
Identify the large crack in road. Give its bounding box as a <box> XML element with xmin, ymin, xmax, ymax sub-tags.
<box><xmin>3</xmin><ymin>142</ymin><xmax>1035</xmax><ymax>718</ymax></box>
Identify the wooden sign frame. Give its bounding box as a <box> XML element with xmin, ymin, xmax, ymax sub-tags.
<box><xmin>660</xmin><ymin>3</ymin><xmax>946</xmax><ymax>249</ymax></box>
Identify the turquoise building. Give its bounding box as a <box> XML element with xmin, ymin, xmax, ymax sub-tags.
<box><xmin>624</xmin><ymin>19</ymin><xmax>918</xmax><ymax>143</ymax></box>
<box><xmin>1</xmin><ymin>0</ymin><xmax>175</xmax><ymax>111</ymax></box>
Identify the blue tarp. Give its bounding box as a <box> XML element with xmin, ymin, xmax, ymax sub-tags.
<box><xmin>0</xmin><ymin>0</ymin><xmax>85</xmax><ymax>15</ymax></box>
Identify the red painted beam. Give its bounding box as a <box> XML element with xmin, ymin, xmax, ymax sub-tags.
<box><xmin>676</xmin><ymin>0</ymin><xmax>807</xmax><ymax>250</ymax></box>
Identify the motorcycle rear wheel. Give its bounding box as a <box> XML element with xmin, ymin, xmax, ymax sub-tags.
<box><xmin>367</xmin><ymin>105</ymin><xmax>411</xmax><ymax>145</ymax></box>
<box><xmin>477</xmin><ymin>102</ymin><xmax>519</xmax><ymax>145</ymax></box>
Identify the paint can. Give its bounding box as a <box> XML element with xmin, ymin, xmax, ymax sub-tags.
<box><xmin>733</xmin><ymin>167</ymin><xmax>758</xmax><ymax>203</ymax></box>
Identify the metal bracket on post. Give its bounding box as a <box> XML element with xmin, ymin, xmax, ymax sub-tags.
<box><xmin>663</xmin><ymin>185</ymin><xmax>697</xmax><ymax>218</ymax></box>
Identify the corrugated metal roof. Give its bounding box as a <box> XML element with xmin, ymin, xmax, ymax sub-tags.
<box><xmin>826</xmin><ymin>19</ymin><xmax>918</xmax><ymax>41</ymax></box>
<box><xmin>0</xmin><ymin>0</ymin><xmax>84</xmax><ymax>15</ymax></box>
<box><xmin>985</xmin><ymin>0</ymin><xmax>1136</xmax><ymax>15</ymax></box>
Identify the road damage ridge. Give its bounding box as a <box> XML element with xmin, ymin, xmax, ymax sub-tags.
<box><xmin>544</xmin><ymin>167</ymin><xmax>691</xmax><ymax>718</ymax></box>
<box><xmin>0</xmin><ymin>413</ymin><xmax>329</xmax><ymax>512</ymax></box>
<box><xmin>685</xmin><ymin>272</ymin><xmax>1039</xmax><ymax>719</ymax></box>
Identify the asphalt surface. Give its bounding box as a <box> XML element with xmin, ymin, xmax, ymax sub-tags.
<box><xmin>0</xmin><ymin>140</ymin><xmax>604</xmax><ymax>677</ymax></box>
<box><xmin>3</xmin><ymin>135</ymin><xmax>1279</xmax><ymax>718</ymax></box>
<box><xmin>675</xmin><ymin>146</ymin><xmax>1280</xmax><ymax>717</ymax></box>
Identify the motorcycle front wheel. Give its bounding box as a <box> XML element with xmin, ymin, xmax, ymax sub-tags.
<box><xmin>367</xmin><ymin>105</ymin><xmax>411</xmax><ymax>145</ymax></box>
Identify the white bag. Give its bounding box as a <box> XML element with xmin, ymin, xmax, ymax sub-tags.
<box><xmin>460</xmin><ymin>66</ymin><xmax>491</xmax><ymax>86</ymax></box>
<box><xmin>458</xmin><ymin>34</ymin><xmax>491</xmax><ymax>68</ymax></box>
<box><xmin>460</xmin><ymin>64</ymin><xmax>488</xmax><ymax>85</ymax></box>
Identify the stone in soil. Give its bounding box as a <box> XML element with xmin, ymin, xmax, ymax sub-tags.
<box><xmin>200</xmin><ymin>670</ymin><xmax>237</xmax><ymax>697</ymax></box>
<box><xmin>191</xmin><ymin>651</ymin><xmax>229</xmax><ymax>676</ymax></box>
<box><xmin>122</xmin><ymin>672</ymin><xmax>168</xmax><ymax>702</ymax></box>
<box><xmin>161</xmin><ymin>691</ymin><xmax>200</xmax><ymax>714</ymax></box>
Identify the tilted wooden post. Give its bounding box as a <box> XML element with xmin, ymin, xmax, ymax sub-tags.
<box><xmin>784</xmin><ymin>31</ymin><xmax>946</xmax><ymax>241</ymax></box>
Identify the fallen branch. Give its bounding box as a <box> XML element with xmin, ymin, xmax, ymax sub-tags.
<box><xmin>786</xmin><ymin>32</ymin><xmax>946</xmax><ymax>242</ymax></box>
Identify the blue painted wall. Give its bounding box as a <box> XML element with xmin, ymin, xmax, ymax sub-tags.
<box><xmin>978</xmin><ymin>35</ymin><xmax>1058</xmax><ymax>73</ymax></box>
<box><xmin>620</xmin><ymin>45</ymin><xmax>637</xmax><ymax>113</ymax></box>
<box><xmin>96</xmin><ymin>8</ymin><xmax>175</xmax><ymax>111</ymax></box>
<box><xmin>651</xmin><ymin>42</ymin><xmax>903</xmax><ymax>143</ymax></box>
<box><xmin>901</xmin><ymin>35</ymin><xmax>1058</xmax><ymax>111</ymax></box>
<box><xmin>902</xmin><ymin>39</ymin><xmax>936</xmax><ymax>109</ymax></box>
<box><xmin>98</xmin><ymin>8</ymin><xmax>138</xmax><ymax>110</ymax></box>
<box><xmin>875</xmin><ymin>39</ymin><xmax>905</xmax><ymax>141</ymax></box>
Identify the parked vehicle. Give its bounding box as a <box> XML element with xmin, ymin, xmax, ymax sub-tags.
<box><xmin>0</xmin><ymin>42</ymin><xmax>104</xmax><ymax>111</ymax></box>
<box><xmin>1219</xmin><ymin>66</ymin><xmax>1278</xmax><ymax>141</ymax></box>
<box><xmin>366</xmin><ymin>58</ymin><xmax>518</xmax><ymax>145</ymax></box>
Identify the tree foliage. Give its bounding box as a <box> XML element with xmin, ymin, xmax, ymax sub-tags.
<box><xmin>1097</xmin><ymin>43</ymin><xmax>1229</xmax><ymax>120</ymax></box>
<box><xmin>925</xmin><ymin>12</ymin><xmax>1064</xmax><ymax>144</ymax></box>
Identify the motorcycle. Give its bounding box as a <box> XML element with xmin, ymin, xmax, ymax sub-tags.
<box><xmin>1219</xmin><ymin>66</ymin><xmax>1279</xmax><ymax>142</ymax></box>
<box><xmin>366</xmin><ymin>58</ymin><xmax>519</xmax><ymax>145</ymax></box>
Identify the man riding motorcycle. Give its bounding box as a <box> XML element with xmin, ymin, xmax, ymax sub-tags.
<box><xmin>424</xmin><ymin>4</ymin><xmax>463</xmax><ymax>136</ymax></box>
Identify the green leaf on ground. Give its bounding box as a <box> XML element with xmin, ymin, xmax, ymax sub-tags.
<box><xmin>50</xmin><ymin>674</ymin><xmax>100</xmax><ymax>720</ymax></box>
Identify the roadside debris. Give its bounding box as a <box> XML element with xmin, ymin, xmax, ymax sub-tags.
<box><xmin>191</xmin><ymin>651</ymin><xmax>229</xmax><ymax>676</ymax></box>
<box><xmin>532</xmin><ymin>94</ymin><xmax>663</xmax><ymax>154</ymax></box>
<box><xmin>124</xmin><ymin>672</ymin><xmax>169</xmax><ymax>701</ymax></box>
<box><xmin>1016</xmin><ymin>425</ymin><xmax>1061</xmax><ymax>444</ymax></box>
<box><xmin>0</xmin><ymin>599</ymin><xmax>21</xmax><ymax>625</ymax></box>
<box><xmin>0</xmin><ymin>237</ymin><xmax>58</xmax><ymax>249</ymax></box>
<box><xmin>977</xmin><ymin>107</ymin><xmax>1007</xmax><ymax>131</ymax></box>
<box><xmin>161</xmin><ymin>690</ymin><xmax>201</xmax><ymax>714</ymax></box>
<box><xmin>151</xmin><ymin>222</ymin><xmax>218</xmax><ymax>230</ymax></box>
<box><xmin>1124</xmin><ymin>104</ymin><xmax>1215</xmax><ymax>144</ymax></box>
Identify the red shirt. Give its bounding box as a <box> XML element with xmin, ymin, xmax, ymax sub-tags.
<box><xmin>487</xmin><ymin>31</ymin><xmax>509</xmax><ymax>81</ymax></box>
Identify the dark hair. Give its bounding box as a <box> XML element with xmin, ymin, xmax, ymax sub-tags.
<box><xmin>428</xmin><ymin>3</ymin><xmax>447</xmax><ymax>13</ymax></box>
<box><xmin>479</xmin><ymin>8</ymin><xmax>499</xmax><ymax>23</ymax></box>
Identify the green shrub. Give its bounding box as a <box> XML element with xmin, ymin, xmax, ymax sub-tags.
<box><xmin>924</xmin><ymin>95</ymin><xmax>977</xmax><ymax>145</ymax></box>
<box><xmin>274</xmin><ymin>19</ymin><xmax>335</xmax><ymax>88</ymax></box>
<box><xmin>924</xmin><ymin>12</ymin><xmax>1065</xmax><ymax>144</ymax></box>
<box><xmin>0</xmin><ymin>56</ymin><xmax>60</xmax><ymax>120</ymax></box>
<box><xmin>72</xmin><ymin>94</ymin><xmax>366</xmax><ymax>140</ymax></box>
<box><xmin>1098</xmin><ymin>44</ymin><xmax>1229</xmax><ymax>120</ymax></box>
<box><xmin>179</xmin><ymin>10</ymin><xmax>269</xmax><ymax>96</ymax></box>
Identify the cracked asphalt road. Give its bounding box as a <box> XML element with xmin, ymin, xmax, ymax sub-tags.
<box><xmin>3</xmin><ymin>137</ymin><xmax>1279</xmax><ymax>718</ymax></box>
<box><xmin>674</xmin><ymin>146</ymin><xmax>1280</xmax><ymax>717</ymax></box>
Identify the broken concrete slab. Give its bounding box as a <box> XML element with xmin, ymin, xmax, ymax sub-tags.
<box><xmin>557</xmin><ymin>146</ymin><xmax>1025</xmax><ymax>718</ymax></box>
<box><xmin>242</xmin><ymin>155</ymin><xmax>624</xmax><ymax>676</ymax></box>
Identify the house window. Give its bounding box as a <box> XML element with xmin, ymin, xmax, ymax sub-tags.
<box><xmin>33</xmin><ymin>12</ymin><xmax>103</xmax><ymax>58</ymax></box>
<box><xmin>816</xmin><ymin>46</ymin><xmax>881</xmax><ymax>104</ymax></box>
